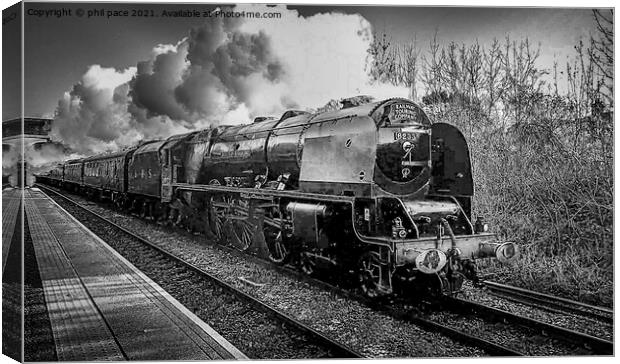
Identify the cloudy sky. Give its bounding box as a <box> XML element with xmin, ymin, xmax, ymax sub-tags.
<box><xmin>2</xmin><ymin>1</ymin><xmax>609</xmax><ymax>155</ymax></box>
<box><xmin>14</xmin><ymin>2</ymin><xmax>602</xmax><ymax>116</ymax></box>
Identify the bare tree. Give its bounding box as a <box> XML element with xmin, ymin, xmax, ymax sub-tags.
<box><xmin>483</xmin><ymin>39</ymin><xmax>505</xmax><ymax>116</ymax></box>
<box><xmin>500</xmin><ymin>37</ymin><xmax>547</xmax><ymax>124</ymax></box>
<box><xmin>441</xmin><ymin>42</ymin><xmax>461</xmax><ymax>95</ymax></box>
<box><xmin>566</xmin><ymin>40</ymin><xmax>596</xmax><ymax>120</ymax></box>
<box><xmin>465</xmin><ymin>41</ymin><xmax>484</xmax><ymax>104</ymax></box>
<box><xmin>367</xmin><ymin>32</ymin><xmax>398</xmax><ymax>85</ymax></box>
<box><xmin>590</xmin><ymin>9</ymin><xmax>613</xmax><ymax>106</ymax></box>
<box><xmin>395</xmin><ymin>36</ymin><xmax>421</xmax><ymax>101</ymax></box>
<box><xmin>421</xmin><ymin>30</ymin><xmax>444</xmax><ymax>97</ymax></box>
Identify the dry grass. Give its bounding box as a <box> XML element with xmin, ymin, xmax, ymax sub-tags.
<box><xmin>470</xmin><ymin>122</ymin><xmax>613</xmax><ymax>307</ymax></box>
<box><xmin>426</xmin><ymin>104</ymin><xmax>613</xmax><ymax>308</ymax></box>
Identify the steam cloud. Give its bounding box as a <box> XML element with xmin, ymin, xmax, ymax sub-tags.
<box><xmin>2</xmin><ymin>145</ymin><xmax>19</xmax><ymax>186</ymax></box>
<box><xmin>50</xmin><ymin>4</ymin><xmax>408</xmax><ymax>156</ymax></box>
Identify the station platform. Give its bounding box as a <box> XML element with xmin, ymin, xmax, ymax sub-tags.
<box><xmin>20</xmin><ymin>187</ymin><xmax>247</xmax><ymax>361</ymax></box>
<box><xmin>2</xmin><ymin>188</ymin><xmax>21</xmax><ymax>273</ymax></box>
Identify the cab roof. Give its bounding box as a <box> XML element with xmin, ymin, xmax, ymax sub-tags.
<box><xmin>133</xmin><ymin>140</ymin><xmax>165</xmax><ymax>155</ymax></box>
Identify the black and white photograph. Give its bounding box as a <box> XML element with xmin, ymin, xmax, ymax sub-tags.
<box><xmin>1</xmin><ymin>0</ymin><xmax>615</xmax><ymax>361</ymax></box>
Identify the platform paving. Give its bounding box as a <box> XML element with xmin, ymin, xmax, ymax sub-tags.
<box><xmin>2</xmin><ymin>188</ymin><xmax>22</xmax><ymax>274</ymax></box>
<box><xmin>24</xmin><ymin>188</ymin><xmax>246</xmax><ymax>361</ymax></box>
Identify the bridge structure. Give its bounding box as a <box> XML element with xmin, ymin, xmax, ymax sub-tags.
<box><xmin>3</xmin><ymin>117</ymin><xmax>52</xmax><ymax>143</ymax></box>
<box><xmin>3</xmin><ymin>118</ymin><xmax>53</xmax><ymax>187</ymax></box>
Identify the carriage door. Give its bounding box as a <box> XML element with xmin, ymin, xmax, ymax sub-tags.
<box><xmin>161</xmin><ymin>148</ymin><xmax>173</xmax><ymax>203</ymax></box>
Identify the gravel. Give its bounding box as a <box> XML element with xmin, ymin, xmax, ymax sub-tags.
<box><xmin>459</xmin><ymin>282</ymin><xmax>614</xmax><ymax>342</ymax></box>
<box><xmin>426</xmin><ymin>307</ymin><xmax>593</xmax><ymax>356</ymax></box>
<box><xmin>47</xmin><ymin>188</ymin><xmax>488</xmax><ymax>358</ymax></box>
<box><xmin>58</xmin><ymin>201</ymin><xmax>339</xmax><ymax>359</ymax></box>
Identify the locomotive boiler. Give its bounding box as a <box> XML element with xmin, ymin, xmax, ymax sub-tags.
<box><xmin>41</xmin><ymin>97</ymin><xmax>518</xmax><ymax>298</ymax></box>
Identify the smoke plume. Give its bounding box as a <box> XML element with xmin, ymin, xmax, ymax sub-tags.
<box><xmin>51</xmin><ymin>65</ymin><xmax>138</xmax><ymax>154</ymax></box>
<box><xmin>2</xmin><ymin>145</ymin><xmax>19</xmax><ymax>186</ymax></box>
<box><xmin>50</xmin><ymin>4</ymin><xmax>408</xmax><ymax>156</ymax></box>
<box><xmin>27</xmin><ymin>143</ymin><xmax>79</xmax><ymax>172</ymax></box>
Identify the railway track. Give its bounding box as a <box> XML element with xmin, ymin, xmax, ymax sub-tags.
<box><xmin>38</xmin><ymin>184</ymin><xmax>521</xmax><ymax>357</ymax></box>
<box><xmin>280</xmin><ymin>268</ymin><xmax>614</xmax><ymax>356</ymax></box>
<box><xmin>375</xmin><ymin>302</ymin><xmax>525</xmax><ymax>356</ymax></box>
<box><xmin>441</xmin><ymin>296</ymin><xmax>613</xmax><ymax>355</ymax></box>
<box><xmin>37</xmin><ymin>183</ymin><xmax>613</xmax><ymax>357</ymax></box>
<box><xmin>216</xmin><ymin>252</ymin><xmax>526</xmax><ymax>356</ymax></box>
<box><xmin>481</xmin><ymin>281</ymin><xmax>613</xmax><ymax>324</ymax></box>
<box><xmin>167</xmin><ymin>208</ymin><xmax>611</xmax><ymax>356</ymax></box>
<box><xmin>195</xmin><ymin>239</ymin><xmax>613</xmax><ymax>356</ymax></box>
<box><xmin>38</xmin><ymin>185</ymin><xmax>363</xmax><ymax>359</ymax></box>
<box><xmin>255</xmin><ymin>262</ymin><xmax>525</xmax><ymax>356</ymax></box>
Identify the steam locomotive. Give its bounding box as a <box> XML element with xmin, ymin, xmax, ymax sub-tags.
<box><xmin>39</xmin><ymin>98</ymin><xmax>518</xmax><ymax>298</ymax></box>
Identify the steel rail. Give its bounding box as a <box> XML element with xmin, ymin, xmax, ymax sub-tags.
<box><xmin>374</xmin><ymin>302</ymin><xmax>525</xmax><ymax>356</ymax></box>
<box><xmin>443</xmin><ymin>296</ymin><xmax>613</xmax><ymax>355</ymax></box>
<box><xmin>40</xmin><ymin>184</ymin><xmax>613</xmax><ymax>356</ymax></box>
<box><xmin>37</xmin><ymin>184</ymin><xmax>364</xmax><ymax>359</ymax></box>
<box><xmin>248</xmin><ymin>260</ymin><xmax>524</xmax><ymax>356</ymax></box>
<box><xmin>482</xmin><ymin>281</ymin><xmax>613</xmax><ymax>324</ymax></box>
<box><xmin>188</xmin><ymin>234</ymin><xmax>607</xmax><ymax>357</ymax></box>
<box><xmin>38</xmin><ymin>183</ymin><xmax>524</xmax><ymax>357</ymax></box>
<box><xmin>161</xmin><ymin>231</ymin><xmax>524</xmax><ymax>356</ymax></box>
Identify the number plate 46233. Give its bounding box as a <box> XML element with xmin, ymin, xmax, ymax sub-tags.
<box><xmin>393</xmin><ymin>132</ymin><xmax>417</xmax><ymax>141</ymax></box>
